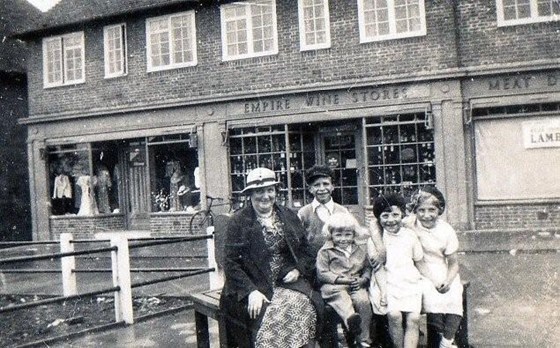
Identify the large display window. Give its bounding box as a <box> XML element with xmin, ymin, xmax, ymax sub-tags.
<box><xmin>364</xmin><ymin>112</ymin><xmax>436</xmax><ymax>203</ymax></box>
<box><xmin>48</xmin><ymin>142</ymin><xmax>121</xmax><ymax>216</ymax></box>
<box><xmin>228</xmin><ymin>125</ymin><xmax>316</xmax><ymax>208</ymax></box>
<box><xmin>473</xmin><ymin>103</ymin><xmax>560</xmax><ymax>200</ymax></box>
<box><xmin>47</xmin><ymin>133</ymin><xmax>199</xmax><ymax>216</ymax></box>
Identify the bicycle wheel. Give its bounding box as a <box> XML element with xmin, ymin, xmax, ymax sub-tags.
<box><xmin>189</xmin><ymin>210</ymin><xmax>214</xmax><ymax>234</ymax></box>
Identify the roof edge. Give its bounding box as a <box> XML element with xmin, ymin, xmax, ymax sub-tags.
<box><xmin>12</xmin><ymin>0</ymin><xmax>202</xmax><ymax>40</ymax></box>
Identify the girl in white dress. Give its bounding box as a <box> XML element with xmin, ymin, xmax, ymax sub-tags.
<box><xmin>372</xmin><ymin>194</ymin><xmax>432</xmax><ymax>348</ymax></box>
<box><xmin>406</xmin><ymin>187</ymin><xmax>463</xmax><ymax>348</ymax></box>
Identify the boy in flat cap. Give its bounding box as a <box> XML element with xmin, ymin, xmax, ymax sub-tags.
<box><xmin>298</xmin><ymin>164</ymin><xmax>352</xmax><ymax>257</ymax></box>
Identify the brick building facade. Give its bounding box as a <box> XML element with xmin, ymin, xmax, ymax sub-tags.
<box><xmin>14</xmin><ymin>0</ymin><xmax>560</xmax><ymax>240</ymax></box>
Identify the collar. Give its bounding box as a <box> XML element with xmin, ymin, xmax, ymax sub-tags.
<box><xmin>312</xmin><ymin>198</ymin><xmax>335</xmax><ymax>214</ymax></box>
<box><xmin>321</xmin><ymin>239</ymin><xmax>356</xmax><ymax>252</ymax></box>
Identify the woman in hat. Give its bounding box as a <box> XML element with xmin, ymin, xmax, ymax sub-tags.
<box><xmin>219</xmin><ymin>167</ymin><xmax>322</xmax><ymax>348</ymax></box>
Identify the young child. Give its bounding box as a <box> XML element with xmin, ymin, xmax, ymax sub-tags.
<box><xmin>316</xmin><ymin>212</ymin><xmax>374</xmax><ymax>347</ymax></box>
<box><xmin>406</xmin><ymin>186</ymin><xmax>463</xmax><ymax>348</ymax></box>
<box><xmin>372</xmin><ymin>194</ymin><xmax>431</xmax><ymax>348</ymax></box>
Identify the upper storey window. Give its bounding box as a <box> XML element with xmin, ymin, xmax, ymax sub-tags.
<box><xmin>497</xmin><ymin>0</ymin><xmax>560</xmax><ymax>26</ymax></box>
<box><xmin>358</xmin><ymin>0</ymin><xmax>426</xmax><ymax>42</ymax></box>
<box><xmin>220</xmin><ymin>0</ymin><xmax>278</xmax><ymax>61</ymax></box>
<box><xmin>298</xmin><ymin>0</ymin><xmax>331</xmax><ymax>50</ymax></box>
<box><xmin>146</xmin><ymin>11</ymin><xmax>197</xmax><ymax>72</ymax></box>
<box><xmin>104</xmin><ymin>24</ymin><xmax>127</xmax><ymax>78</ymax></box>
<box><xmin>42</xmin><ymin>32</ymin><xmax>85</xmax><ymax>88</ymax></box>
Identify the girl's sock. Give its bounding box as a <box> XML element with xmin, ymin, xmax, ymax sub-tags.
<box><xmin>439</xmin><ymin>336</ymin><xmax>455</xmax><ymax>348</ymax></box>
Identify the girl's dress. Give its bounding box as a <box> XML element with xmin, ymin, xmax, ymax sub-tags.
<box><xmin>255</xmin><ymin>213</ymin><xmax>317</xmax><ymax>348</ymax></box>
<box><xmin>412</xmin><ymin>218</ymin><xmax>463</xmax><ymax>316</ymax></box>
<box><xmin>370</xmin><ymin>227</ymin><xmax>423</xmax><ymax>314</ymax></box>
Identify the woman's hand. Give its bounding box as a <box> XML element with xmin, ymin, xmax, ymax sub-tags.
<box><xmin>282</xmin><ymin>269</ymin><xmax>300</xmax><ymax>283</ymax></box>
<box><xmin>247</xmin><ymin>290</ymin><xmax>270</xmax><ymax>319</ymax></box>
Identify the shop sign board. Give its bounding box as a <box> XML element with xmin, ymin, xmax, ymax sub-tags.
<box><xmin>234</xmin><ymin>83</ymin><xmax>430</xmax><ymax>116</ymax></box>
<box><xmin>523</xmin><ymin>119</ymin><xmax>560</xmax><ymax>149</ymax></box>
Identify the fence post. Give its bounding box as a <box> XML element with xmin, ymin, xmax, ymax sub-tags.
<box><xmin>206</xmin><ymin>226</ymin><xmax>223</xmax><ymax>290</ymax></box>
<box><xmin>60</xmin><ymin>233</ymin><xmax>77</xmax><ymax>296</ymax></box>
<box><xmin>110</xmin><ymin>235</ymin><xmax>134</xmax><ymax>324</ymax></box>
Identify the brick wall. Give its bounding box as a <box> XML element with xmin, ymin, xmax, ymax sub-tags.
<box><xmin>458</xmin><ymin>0</ymin><xmax>560</xmax><ymax>67</ymax></box>
<box><xmin>26</xmin><ymin>0</ymin><xmax>458</xmax><ymax>116</ymax></box>
<box><xmin>474</xmin><ymin>203</ymin><xmax>560</xmax><ymax>230</ymax></box>
<box><xmin>49</xmin><ymin>214</ymin><xmax>125</xmax><ymax>239</ymax></box>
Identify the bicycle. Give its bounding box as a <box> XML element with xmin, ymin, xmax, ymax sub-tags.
<box><xmin>188</xmin><ymin>195</ymin><xmax>238</xmax><ymax>234</ymax></box>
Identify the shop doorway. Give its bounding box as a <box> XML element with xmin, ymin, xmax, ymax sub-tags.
<box><xmin>123</xmin><ymin>142</ymin><xmax>150</xmax><ymax>230</ymax></box>
<box><xmin>319</xmin><ymin>123</ymin><xmax>362</xmax><ymax>216</ymax></box>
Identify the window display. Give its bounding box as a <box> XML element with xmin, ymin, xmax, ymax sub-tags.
<box><xmin>48</xmin><ymin>142</ymin><xmax>122</xmax><ymax>216</ymax></box>
<box><xmin>148</xmin><ymin>134</ymin><xmax>199</xmax><ymax>212</ymax></box>
<box><xmin>229</xmin><ymin>125</ymin><xmax>316</xmax><ymax>208</ymax></box>
<box><xmin>364</xmin><ymin>112</ymin><xmax>435</xmax><ymax>203</ymax></box>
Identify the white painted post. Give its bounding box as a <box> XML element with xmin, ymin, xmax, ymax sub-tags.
<box><xmin>206</xmin><ymin>226</ymin><xmax>224</xmax><ymax>290</ymax></box>
<box><xmin>60</xmin><ymin>233</ymin><xmax>77</xmax><ymax>296</ymax></box>
<box><xmin>110</xmin><ymin>235</ymin><xmax>134</xmax><ymax>324</ymax></box>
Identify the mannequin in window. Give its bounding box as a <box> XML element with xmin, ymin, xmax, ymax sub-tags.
<box><xmin>169</xmin><ymin>165</ymin><xmax>185</xmax><ymax>211</ymax></box>
<box><xmin>77</xmin><ymin>173</ymin><xmax>99</xmax><ymax>216</ymax></box>
<box><xmin>96</xmin><ymin>164</ymin><xmax>112</xmax><ymax>214</ymax></box>
<box><xmin>52</xmin><ymin>165</ymin><xmax>72</xmax><ymax>215</ymax></box>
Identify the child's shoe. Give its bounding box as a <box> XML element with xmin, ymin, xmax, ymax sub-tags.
<box><xmin>346</xmin><ymin>313</ymin><xmax>362</xmax><ymax>337</ymax></box>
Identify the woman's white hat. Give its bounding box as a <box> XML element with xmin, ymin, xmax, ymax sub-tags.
<box><xmin>241</xmin><ymin>167</ymin><xmax>279</xmax><ymax>193</ymax></box>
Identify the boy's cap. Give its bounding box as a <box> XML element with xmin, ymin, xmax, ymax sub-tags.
<box><xmin>305</xmin><ymin>165</ymin><xmax>333</xmax><ymax>183</ymax></box>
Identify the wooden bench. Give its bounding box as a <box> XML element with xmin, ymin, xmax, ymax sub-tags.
<box><xmin>188</xmin><ymin>289</ymin><xmax>227</xmax><ymax>348</ymax></box>
<box><xmin>188</xmin><ymin>283</ymin><xmax>470</xmax><ymax>348</ymax></box>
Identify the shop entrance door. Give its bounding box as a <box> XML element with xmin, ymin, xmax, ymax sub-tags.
<box><xmin>123</xmin><ymin>143</ymin><xmax>150</xmax><ymax>230</ymax></box>
<box><xmin>320</xmin><ymin>125</ymin><xmax>362</xmax><ymax>216</ymax></box>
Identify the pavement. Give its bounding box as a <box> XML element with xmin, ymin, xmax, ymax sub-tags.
<box><xmin>1</xmin><ymin>231</ymin><xmax>560</xmax><ymax>347</ymax></box>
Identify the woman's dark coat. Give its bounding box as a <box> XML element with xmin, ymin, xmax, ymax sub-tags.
<box><xmin>219</xmin><ymin>204</ymin><xmax>323</xmax><ymax>348</ymax></box>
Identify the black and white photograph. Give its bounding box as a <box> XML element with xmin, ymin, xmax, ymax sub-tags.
<box><xmin>1</xmin><ymin>0</ymin><xmax>559</xmax><ymax>347</ymax></box>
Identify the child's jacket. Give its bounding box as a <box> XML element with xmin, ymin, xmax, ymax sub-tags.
<box><xmin>316</xmin><ymin>241</ymin><xmax>372</xmax><ymax>285</ymax></box>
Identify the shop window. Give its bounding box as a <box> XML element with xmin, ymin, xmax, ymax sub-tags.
<box><xmin>497</xmin><ymin>0</ymin><xmax>560</xmax><ymax>26</ymax></box>
<box><xmin>472</xmin><ymin>103</ymin><xmax>560</xmax><ymax>200</ymax></box>
<box><xmin>220</xmin><ymin>0</ymin><xmax>278</xmax><ymax>61</ymax></box>
<box><xmin>148</xmin><ymin>134</ymin><xmax>200</xmax><ymax>212</ymax></box>
<box><xmin>42</xmin><ymin>32</ymin><xmax>85</xmax><ymax>88</ymax></box>
<box><xmin>364</xmin><ymin>112</ymin><xmax>435</xmax><ymax>203</ymax></box>
<box><xmin>229</xmin><ymin>125</ymin><xmax>316</xmax><ymax>208</ymax></box>
<box><xmin>298</xmin><ymin>0</ymin><xmax>331</xmax><ymax>50</ymax></box>
<box><xmin>48</xmin><ymin>142</ymin><xmax>121</xmax><ymax>216</ymax></box>
<box><xmin>357</xmin><ymin>0</ymin><xmax>426</xmax><ymax>42</ymax></box>
<box><xmin>146</xmin><ymin>11</ymin><xmax>197</xmax><ymax>71</ymax></box>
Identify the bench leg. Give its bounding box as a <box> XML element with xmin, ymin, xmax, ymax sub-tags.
<box><xmin>194</xmin><ymin>310</ymin><xmax>210</xmax><ymax>348</ymax></box>
<box><xmin>217</xmin><ymin>314</ymin><xmax>229</xmax><ymax>348</ymax></box>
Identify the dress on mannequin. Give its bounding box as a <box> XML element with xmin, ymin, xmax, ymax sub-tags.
<box><xmin>96</xmin><ymin>166</ymin><xmax>112</xmax><ymax>213</ymax></box>
<box><xmin>77</xmin><ymin>175</ymin><xmax>99</xmax><ymax>216</ymax></box>
<box><xmin>169</xmin><ymin>168</ymin><xmax>185</xmax><ymax>211</ymax></box>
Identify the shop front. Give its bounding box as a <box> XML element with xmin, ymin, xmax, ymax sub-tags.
<box><xmin>224</xmin><ymin>80</ymin><xmax>467</xmax><ymax>226</ymax></box>
<box><xmin>464</xmin><ymin>70</ymin><xmax>560</xmax><ymax>230</ymax></box>
<box><xmin>27</xmin><ymin>79</ymin><xmax>469</xmax><ymax>240</ymax></box>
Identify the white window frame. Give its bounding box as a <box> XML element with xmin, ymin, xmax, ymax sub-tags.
<box><xmin>220</xmin><ymin>0</ymin><xmax>279</xmax><ymax>61</ymax></box>
<box><xmin>104</xmin><ymin>23</ymin><xmax>127</xmax><ymax>78</ymax></box>
<box><xmin>42</xmin><ymin>32</ymin><xmax>85</xmax><ymax>88</ymax></box>
<box><xmin>146</xmin><ymin>11</ymin><xmax>197</xmax><ymax>72</ymax></box>
<box><xmin>298</xmin><ymin>0</ymin><xmax>331</xmax><ymax>50</ymax></box>
<box><xmin>496</xmin><ymin>0</ymin><xmax>560</xmax><ymax>26</ymax></box>
<box><xmin>357</xmin><ymin>0</ymin><xmax>426</xmax><ymax>43</ymax></box>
